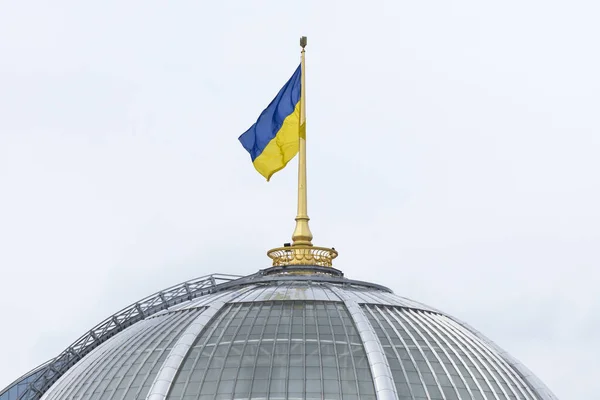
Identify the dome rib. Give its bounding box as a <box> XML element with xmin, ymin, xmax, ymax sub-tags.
<box><xmin>41</xmin><ymin>310</ymin><xmax>204</xmax><ymax>400</ymax></box>
<box><xmin>431</xmin><ymin>314</ymin><xmax>534</xmax><ymax>399</ymax></box>
<box><xmin>330</xmin><ymin>286</ymin><xmax>399</xmax><ymax>400</ymax></box>
<box><xmin>147</xmin><ymin>287</ymin><xmax>254</xmax><ymax>400</ymax></box>
<box><xmin>446</xmin><ymin>316</ymin><xmax>560</xmax><ymax>400</ymax></box>
<box><xmin>398</xmin><ymin>310</ymin><xmax>465</xmax><ymax>399</ymax></box>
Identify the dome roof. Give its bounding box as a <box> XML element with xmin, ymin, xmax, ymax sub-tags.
<box><xmin>2</xmin><ymin>268</ymin><xmax>558</xmax><ymax>400</ymax></box>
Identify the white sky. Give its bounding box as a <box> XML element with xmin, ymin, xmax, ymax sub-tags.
<box><xmin>1</xmin><ymin>1</ymin><xmax>598</xmax><ymax>398</ymax></box>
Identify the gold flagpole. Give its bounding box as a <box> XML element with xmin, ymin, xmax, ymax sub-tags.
<box><xmin>291</xmin><ymin>36</ymin><xmax>313</xmax><ymax>246</ymax></box>
<box><xmin>267</xmin><ymin>37</ymin><xmax>337</xmax><ymax>269</ymax></box>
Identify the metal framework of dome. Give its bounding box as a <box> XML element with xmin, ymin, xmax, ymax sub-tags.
<box><xmin>1</xmin><ymin>267</ymin><xmax>558</xmax><ymax>400</ymax></box>
<box><xmin>0</xmin><ymin>37</ymin><xmax>559</xmax><ymax>400</ymax></box>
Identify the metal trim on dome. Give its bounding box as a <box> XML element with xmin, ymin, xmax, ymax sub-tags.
<box><xmin>331</xmin><ymin>287</ymin><xmax>399</xmax><ymax>400</ymax></box>
<box><xmin>249</xmin><ymin>270</ymin><xmax>394</xmax><ymax>293</ymax></box>
<box><xmin>447</xmin><ymin>316</ymin><xmax>560</xmax><ymax>400</ymax></box>
<box><xmin>16</xmin><ymin>273</ymin><xmax>243</xmax><ymax>400</ymax></box>
<box><xmin>382</xmin><ymin>309</ymin><xmax>457</xmax><ymax>400</ymax></box>
<box><xmin>260</xmin><ymin>264</ymin><xmax>344</xmax><ymax>277</ymax></box>
<box><xmin>399</xmin><ymin>311</ymin><xmax>465</xmax><ymax>399</ymax></box>
<box><xmin>165</xmin><ymin>281</ymin><xmax>440</xmax><ymax>315</ymax></box>
<box><xmin>40</xmin><ymin>310</ymin><xmax>200</xmax><ymax>400</ymax></box>
<box><xmin>433</xmin><ymin>314</ymin><xmax>534</xmax><ymax>399</ymax></box>
<box><xmin>146</xmin><ymin>288</ymin><xmax>251</xmax><ymax>400</ymax></box>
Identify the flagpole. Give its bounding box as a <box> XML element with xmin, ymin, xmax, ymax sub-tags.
<box><xmin>267</xmin><ymin>36</ymin><xmax>338</xmax><ymax>267</ymax></box>
<box><xmin>291</xmin><ymin>36</ymin><xmax>313</xmax><ymax>246</ymax></box>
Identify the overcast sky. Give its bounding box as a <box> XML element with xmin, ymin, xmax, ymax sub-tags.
<box><xmin>0</xmin><ymin>1</ymin><xmax>598</xmax><ymax>398</ymax></box>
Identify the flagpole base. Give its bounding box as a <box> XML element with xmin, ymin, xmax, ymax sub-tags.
<box><xmin>267</xmin><ymin>245</ymin><xmax>338</xmax><ymax>268</ymax></box>
<box><xmin>291</xmin><ymin>216</ymin><xmax>313</xmax><ymax>246</ymax></box>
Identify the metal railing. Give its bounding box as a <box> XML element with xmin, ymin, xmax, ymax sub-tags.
<box><xmin>15</xmin><ymin>273</ymin><xmax>243</xmax><ymax>400</ymax></box>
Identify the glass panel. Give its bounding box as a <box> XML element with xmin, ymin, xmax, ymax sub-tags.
<box><xmin>362</xmin><ymin>305</ymin><xmax>541</xmax><ymax>400</ymax></box>
<box><xmin>168</xmin><ymin>301</ymin><xmax>374</xmax><ymax>400</ymax></box>
<box><xmin>36</xmin><ymin>309</ymin><xmax>204</xmax><ymax>400</ymax></box>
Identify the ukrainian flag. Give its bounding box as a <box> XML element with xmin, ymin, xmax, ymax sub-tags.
<box><xmin>239</xmin><ymin>65</ymin><xmax>302</xmax><ymax>181</ymax></box>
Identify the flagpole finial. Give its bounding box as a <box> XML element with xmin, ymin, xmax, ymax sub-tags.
<box><xmin>300</xmin><ymin>36</ymin><xmax>307</xmax><ymax>49</ymax></box>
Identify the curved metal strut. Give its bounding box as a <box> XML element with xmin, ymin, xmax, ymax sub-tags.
<box><xmin>16</xmin><ymin>273</ymin><xmax>243</xmax><ymax>400</ymax></box>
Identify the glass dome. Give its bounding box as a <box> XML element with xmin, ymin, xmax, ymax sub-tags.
<box><xmin>1</xmin><ymin>268</ymin><xmax>558</xmax><ymax>400</ymax></box>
